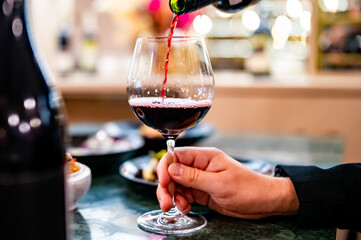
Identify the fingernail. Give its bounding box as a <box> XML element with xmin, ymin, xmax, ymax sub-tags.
<box><xmin>169</xmin><ymin>163</ymin><xmax>182</xmax><ymax>176</ymax></box>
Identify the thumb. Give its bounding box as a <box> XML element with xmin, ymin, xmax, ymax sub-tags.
<box><xmin>168</xmin><ymin>163</ymin><xmax>216</xmax><ymax>193</ymax></box>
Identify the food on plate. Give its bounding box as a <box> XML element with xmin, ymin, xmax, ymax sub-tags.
<box><xmin>139</xmin><ymin>125</ymin><xmax>163</xmax><ymax>139</ymax></box>
<box><xmin>139</xmin><ymin>124</ymin><xmax>185</xmax><ymax>139</ymax></box>
<box><xmin>66</xmin><ymin>153</ymin><xmax>81</xmax><ymax>174</ymax></box>
<box><xmin>68</xmin><ymin>129</ymin><xmax>134</xmax><ymax>156</ymax></box>
<box><xmin>83</xmin><ymin>130</ymin><xmax>132</xmax><ymax>152</ymax></box>
<box><xmin>135</xmin><ymin>149</ymin><xmax>167</xmax><ymax>182</ymax></box>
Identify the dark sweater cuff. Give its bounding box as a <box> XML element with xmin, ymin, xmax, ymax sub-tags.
<box><xmin>275</xmin><ymin>164</ymin><xmax>361</xmax><ymax>231</ymax></box>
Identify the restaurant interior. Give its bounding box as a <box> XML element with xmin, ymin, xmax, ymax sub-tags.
<box><xmin>30</xmin><ymin>0</ymin><xmax>360</xmax><ymax>164</ymax></box>
<box><xmin>26</xmin><ymin>0</ymin><xmax>360</xmax><ymax>238</ymax></box>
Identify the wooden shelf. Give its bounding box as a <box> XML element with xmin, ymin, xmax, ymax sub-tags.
<box><xmin>320</xmin><ymin>12</ymin><xmax>361</xmax><ymax>26</ymax></box>
<box><xmin>322</xmin><ymin>53</ymin><xmax>361</xmax><ymax>67</ymax></box>
<box><xmin>310</xmin><ymin>6</ymin><xmax>361</xmax><ymax>73</ymax></box>
<box><xmin>56</xmin><ymin>70</ymin><xmax>361</xmax><ymax>98</ymax></box>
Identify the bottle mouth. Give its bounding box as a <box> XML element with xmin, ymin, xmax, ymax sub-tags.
<box><xmin>169</xmin><ymin>0</ymin><xmax>187</xmax><ymax>14</ymax></box>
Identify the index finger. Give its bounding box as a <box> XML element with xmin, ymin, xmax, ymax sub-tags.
<box><xmin>174</xmin><ymin>147</ymin><xmax>224</xmax><ymax>171</ymax></box>
<box><xmin>157</xmin><ymin>152</ymin><xmax>172</xmax><ymax>188</ymax></box>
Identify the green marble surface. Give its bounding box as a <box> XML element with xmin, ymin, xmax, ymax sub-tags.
<box><xmin>70</xmin><ymin>132</ymin><xmax>343</xmax><ymax>240</ymax></box>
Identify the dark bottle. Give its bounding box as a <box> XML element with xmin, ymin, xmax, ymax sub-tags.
<box><xmin>169</xmin><ymin>0</ymin><xmax>260</xmax><ymax>14</ymax></box>
<box><xmin>0</xmin><ymin>0</ymin><xmax>68</xmax><ymax>239</ymax></box>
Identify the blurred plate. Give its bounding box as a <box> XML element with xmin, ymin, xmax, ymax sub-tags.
<box><xmin>119</xmin><ymin>155</ymin><xmax>159</xmax><ymax>186</ymax></box>
<box><xmin>67</xmin><ymin>122</ymin><xmax>144</xmax><ymax>174</ymax></box>
<box><xmin>142</xmin><ymin>123</ymin><xmax>215</xmax><ymax>151</ymax></box>
<box><xmin>119</xmin><ymin>155</ymin><xmax>275</xmax><ymax>187</ymax></box>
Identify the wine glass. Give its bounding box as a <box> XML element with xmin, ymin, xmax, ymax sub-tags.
<box><xmin>127</xmin><ymin>36</ymin><xmax>215</xmax><ymax>235</ymax></box>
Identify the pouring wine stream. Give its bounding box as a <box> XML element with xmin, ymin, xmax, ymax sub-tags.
<box><xmin>161</xmin><ymin>14</ymin><xmax>179</xmax><ymax>102</ymax></box>
<box><xmin>161</xmin><ymin>13</ymin><xmax>181</xmax><ymax>221</ymax></box>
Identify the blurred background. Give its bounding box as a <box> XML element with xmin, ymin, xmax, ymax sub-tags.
<box><xmin>30</xmin><ymin>0</ymin><xmax>361</xmax><ymax>76</ymax></box>
<box><xmin>29</xmin><ymin>0</ymin><xmax>360</xmax><ymax>163</ymax></box>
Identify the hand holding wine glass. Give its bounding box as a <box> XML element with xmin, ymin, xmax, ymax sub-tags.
<box><xmin>127</xmin><ymin>36</ymin><xmax>214</xmax><ymax>234</ymax></box>
<box><xmin>157</xmin><ymin>147</ymin><xmax>299</xmax><ymax>219</ymax></box>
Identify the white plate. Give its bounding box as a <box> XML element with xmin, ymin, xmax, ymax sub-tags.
<box><xmin>119</xmin><ymin>155</ymin><xmax>159</xmax><ymax>186</ymax></box>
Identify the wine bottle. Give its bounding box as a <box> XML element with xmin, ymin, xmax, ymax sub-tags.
<box><xmin>169</xmin><ymin>0</ymin><xmax>260</xmax><ymax>14</ymax></box>
<box><xmin>0</xmin><ymin>0</ymin><xmax>68</xmax><ymax>239</ymax></box>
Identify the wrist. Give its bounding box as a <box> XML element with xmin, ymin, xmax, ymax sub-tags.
<box><xmin>261</xmin><ymin>176</ymin><xmax>299</xmax><ymax>216</ymax></box>
<box><xmin>274</xmin><ymin>177</ymin><xmax>299</xmax><ymax>215</ymax></box>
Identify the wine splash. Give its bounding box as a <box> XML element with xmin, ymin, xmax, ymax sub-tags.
<box><xmin>161</xmin><ymin>14</ymin><xmax>179</xmax><ymax>101</ymax></box>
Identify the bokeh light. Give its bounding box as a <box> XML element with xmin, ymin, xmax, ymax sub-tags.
<box><xmin>242</xmin><ymin>10</ymin><xmax>260</xmax><ymax>32</ymax></box>
<box><xmin>272</xmin><ymin>15</ymin><xmax>292</xmax><ymax>49</ymax></box>
<box><xmin>30</xmin><ymin>118</ymin><xmax>42</xmax><ymax>128</ymax></box>
<box><xmin>24</xmin><ymin>98</ymin><xmax>36</xmax><ymax>110</ymax></box>
<box><xmin>299</xmin><ymin>10</ymin><xmax>311</xmax><ymax>31</ymax></box>
<box><xmin>324</xmin><ymin>0</ymin><xmax>338</xmax><ymax>12</ymax></box>
<box><xmin>193</xmin><ymin>14</ymin><xmax>213</xmax><ymax>35</ymax></box>
<box><xmin>8</xmin><ymin>114</ymin><xmax>20</xmax><ymax>127</ymax></box>
<box><xmin>275</xmin><ymin>15</ymin><xmax>292</xmax><ymax>34</ymax></box>
<box><xmin>286</xmin><ymin>0</ymin><xmax>303</xmax><ymax>19</ymax></box>
<box><xmin>19</xmin><ymin>122</ymin><xmax>31</xmax><ymax>134</ymax></box>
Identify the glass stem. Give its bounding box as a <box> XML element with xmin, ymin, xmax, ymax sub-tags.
<box><xmin>166</xmin><ymin>139</ymin><xmax>176</xmax><ymax>208</ymax></box>
<box><xmin>159</xmin><ymin>138</ymin><xmax>184</xmax><ymax>222</ymax></box>
<box><xmin>166</xmin><ymin>139</ymin><xmax>175</xmax><ymax>165</ymax></box>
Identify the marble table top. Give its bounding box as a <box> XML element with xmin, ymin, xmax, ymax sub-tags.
<box><xmin>70</xmin><ymin>132</ymin><xmax>343</xmax><ymax>239</ymax></box>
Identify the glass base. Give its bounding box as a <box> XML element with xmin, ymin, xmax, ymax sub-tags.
<box><xmin>137</xmin><ymin>209</ymin><xmax>207</xmax><ymax>235</ymax></box>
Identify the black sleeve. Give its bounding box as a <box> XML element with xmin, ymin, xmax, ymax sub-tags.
<box><xmin>275</xmin><ymin>163</ymin><xmax>361</xmax><ymax>232</ymax></box>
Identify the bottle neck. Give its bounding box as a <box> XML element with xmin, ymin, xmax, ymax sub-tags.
<box><xmin>169</xmin><ymin>0</ymin><xmax>218</xmax><ymax>15</ymax></box>
<box><xmin>0</xmin><ymin>0</ymin><xmax>33</xmax><ymax>67</ymax></box>
<box><xmin>170</xmin><ymin>0</ymin><xmax>260</xmax><ymax>14</ymax></box>
<box><xmin>0</xmin><ymin>0</ymin><xmax>52</xmax><ymax>95</ymax></box>
<box><xmin>0</xmin><ymin>0</ymin><xmax>30</xmax><ymax>46</ymax></box>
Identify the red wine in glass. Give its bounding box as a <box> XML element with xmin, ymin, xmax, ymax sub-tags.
<box><xmin>129</xmin><ymin>97</ymin><xmax>211</xmax><ymax>139</ymax></box>
<box><xmin>161</xmin><ymin>14</ymin><xmax>179</xmax><ymax>101</ymax></box>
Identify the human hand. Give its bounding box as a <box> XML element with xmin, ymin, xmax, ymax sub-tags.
<box><xmin>156</xmin><ymin>147</ymin><xmax>299</xmax><ymax>219</ymax></box>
